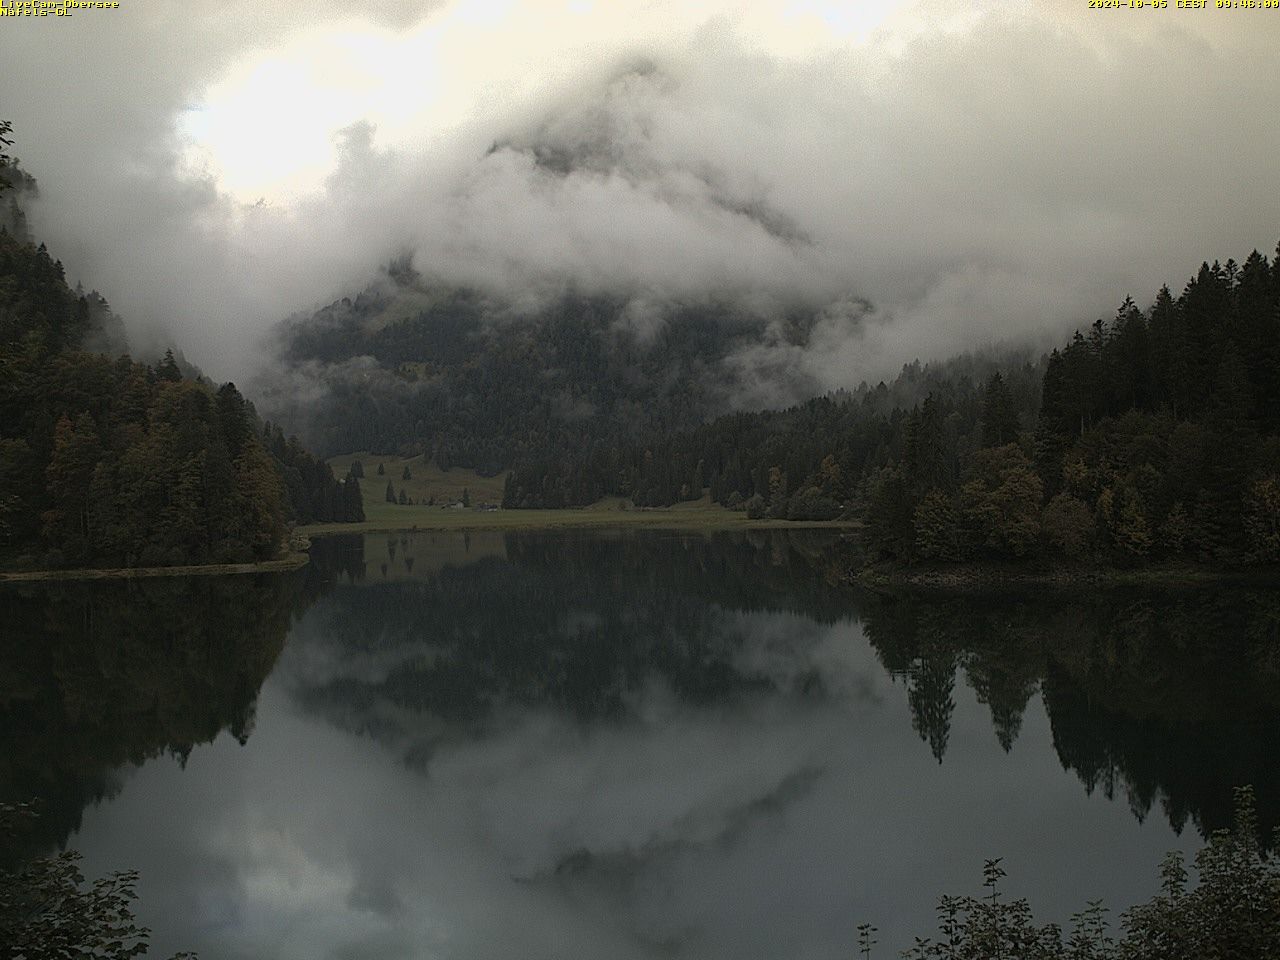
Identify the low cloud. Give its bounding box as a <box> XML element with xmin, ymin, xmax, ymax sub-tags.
<box><xmin>6</xmin><ymin>0</ymin><xmax>1278</xmax><ymax>389</ymax></box>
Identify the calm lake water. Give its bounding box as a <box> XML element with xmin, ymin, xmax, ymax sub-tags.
<box><xmin>3</xmin><ymin>529</ymin><xmax>1278</xmax><ymax>958</ymax></box>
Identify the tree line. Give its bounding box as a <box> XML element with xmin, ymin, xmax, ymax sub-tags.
<box><xmin>264</xmin><ymin>270</ymin><xmax>832</xmax><ymax>472</ymax></box>
<box><xmin>501</xmin><ymin>350</ymin><xmax>1043</xmax><ymax>513</ymax></box>
<box><xmin>870</xmin><ymin>248</ymin><xmax>1280</xmax><ymax>566</ymax></box>
<box><xmin>505</xmin><ymin>245</ymin><xmax>1280</xmax><ymax>566</ymax></box>
<box><xmin>0</xmin><ymin>132</ymin><xmax>362</xmax><ymax>570</ymax></box>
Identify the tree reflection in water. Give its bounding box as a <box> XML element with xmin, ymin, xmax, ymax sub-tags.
<box><xmin>2</xmin><ymin>528</ymin><xmax>1277</xmax><ymax>872</ymax></box>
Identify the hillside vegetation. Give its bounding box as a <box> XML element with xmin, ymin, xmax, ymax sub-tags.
<box><xmin>0</xmin><ymin>129</ymin><xmax>363</xmax><ymax>571</ymax></box>
<box><xmin>504</xmin><ymin>247</ymin><xmax>1280</xmax><ymax>567</ymax></box>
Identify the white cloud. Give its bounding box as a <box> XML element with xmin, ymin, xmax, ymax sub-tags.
<box><xmin>6</xmin><ymin>0</ymin><xmax>1278</xmax><ymax>386</ymax></box>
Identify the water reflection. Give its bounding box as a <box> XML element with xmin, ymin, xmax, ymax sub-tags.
<box><xmin>2</xmin><ymin>531</ymin><xmax>1277</xmax><ymax>957</ymax></box>
<box><xmin>295</xmin><ymin>531</ymin><xmax>853</xmax><ymax>732</ymax></box>
<box><xmin>0</xmin><ymin>571</ymin><xmax>310</xmax><ymax>863</ymax></box>
<box><xmin>303</xmin><ymin>531</ymin><xmax>1280</xmax><ymax>842</ymax></box>
<box><xmin>858</xmin><ymin>587</ymin><xmax>1280</xmax><ymax>839</ymax></box>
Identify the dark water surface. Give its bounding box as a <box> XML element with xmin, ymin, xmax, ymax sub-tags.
<box><xmin>3</xmin><ymin>530</ymin><xmax>1278</xmax><ymax>958</ymax></box>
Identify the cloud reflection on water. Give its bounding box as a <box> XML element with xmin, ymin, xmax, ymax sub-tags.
<box><xmin>53</xmin><ymin>531</ymin><xmax>1256</xmax><ymax>958</ymax></box>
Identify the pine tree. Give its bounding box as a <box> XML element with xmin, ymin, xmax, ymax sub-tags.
<box><xmin>1196</xmin><ymin>343</ymin><xmax>1257</xmax><ymax>556</ymax></box>
<box><xmin>866</xmin><ymin>467</ymin><xmax>915</xmax><ymax>560</ymax></box>
<box><xmin>215</xmin><ymin>382</ymin><xmax>251</xmax><ymax>458</ymax></box>
<box><xmin>1110</xmin><ymin>297</ymin><xmax>1154</xmax><ymax>412</ymax></box>
<box><xmin>1179</xmin><ymin>262</ymin><xmax>1231</xmax><ymax>411</ymax></box>
<box><xmin>44</xmin><ymin>413</ymin><xmax>102</xmax><ymax>563</ymax></box>
<box><xmin>227</xmin><ymin>440</ymin><xmax>286</xmax><ymax>561</ymax></box>
<box><xmin>341</xmin><ymin>477</ymin><xmax>365</xmax><ymax>522</ymax></box>
<box><xmin>1233</xmin><ymin>250</ymin><xmax>1279</xmax><ymax>428</ymax></box>
<box><xmin>1034</xmin><ymin>350</ymin><xmax>1070</xmax><ymax>497</ymax></box>
<box><xmin>981</xmin><ymin>373</ymin><xmax>1020</xmax><ymax>447</ymax></box>
<box><xmin>1148</xmin><ymin>284</ymin><xmax>1181</xmax><ymax>413</ymax></box>
<box><xmin>155</xmin><ymin>349</ymin><xmax>182</xmax><ymax>383</ymax></box>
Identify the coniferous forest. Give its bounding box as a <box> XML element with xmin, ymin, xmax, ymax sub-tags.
<box><xmin>6</xmin><ymin>109</ymin><xmax>1277</xmax><ymax>572</ymax></box>
<box><xmin>7</xmin><ymin>4</ymin><xmax>1280</xmax><ymax>957</ymax></box>
<box><xmin>0</xmin><ymin>131</ymin><xmax>362</xmax><ymax>571</ymax></box>
<box><xmin>501</xmin><ymin>249</ymin><xmax>1280</xmax><ymax>567</ymax></box>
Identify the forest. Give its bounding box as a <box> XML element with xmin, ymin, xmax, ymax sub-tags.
<box><xmin>262</xmin><ymin>276</ymin><xmax>789</xmax><ymax>471</ymax></box>
<box><xmin>7</xmin><ymin>105</ymin><xmax>1279</xmax><ymax>572</ymax></box>
<box><xmin>502</xmin><ymin>248</ymin><xmax>1280</xmax><ymax>567</ymax></box>
<box><xmin>245</xmin><ymin>112</ymin><xmax>1278</xmax><ymax>570</ymax></box>
<box><xmin>0</xmin><ymin>129</ymin><xmax>363</xmax><ymax>571</ymax></box>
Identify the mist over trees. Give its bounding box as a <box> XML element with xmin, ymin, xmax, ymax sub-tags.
<box><xmin>869</xmin><ymin>248</ymin><xmax>1280</xmax><ymax>566</ymax></box>
<box><xmin>262</xmin><ymin>236</ymin><xmax>1280</xmax><ymax>569</ymax></box>
<box><xmin>494</xmin><ymin>245</ymin><xmax>1279</xmax><ymax>566</ymax></box>
<box><xmin>0</xmin><ymin>131</ymin><xmax>362</xmax><ymax>571</ymax></box>
<box><xmin>257</xmin><ymin>271</ymin><xmax>832</xmax><ymax>471</ymax></box>
<box><xmin>500</xmin><ymin>349</ymin><xmax>1044</xmax><ymax>513</ymax></box>
<box><xmin>6</xmin><ymin>106</ymin><xmax>1278</xmax><ymax>571</ymax></box>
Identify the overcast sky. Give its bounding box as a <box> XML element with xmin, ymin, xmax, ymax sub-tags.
<box><xmin>5</xmin><ymin>0</ymin><xmax>1279</xmax><ymax>384</ymax></box>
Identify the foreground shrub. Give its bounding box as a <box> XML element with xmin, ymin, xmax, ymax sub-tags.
<box><xmin>878</xmin><ymin>786</ymin><xmax>1279</xmax><ymax>959</ymax></box>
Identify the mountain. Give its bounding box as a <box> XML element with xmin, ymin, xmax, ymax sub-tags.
<box><xmin>260</xmin><ymin>235</ymin><xmax>1280</xmax><ymax>567</ymax></box>
<box><xmin>255</xmin><ymin>262</ymin><xmax>857</xmax><ymax>471</ymax></box>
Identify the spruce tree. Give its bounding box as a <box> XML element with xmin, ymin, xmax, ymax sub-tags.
<box><xmin>214</xmin><ymin>382</ymin><xmax>251</xmax><ymax>458</ymax></box>
<box><xmin>981</xmin><ymin>373</ymin><xmax>1019</xmax><ymax>447</ymax></box>
<box><xmin>341</xmin><ymin>477</ymin><xmax>365</xmax><ymax>521</ymax></box>
<box><xmin>44</xmin><ymin>413</ymin><xmax>102</xmax><ymax>563</ymax></box>
<box><xmin>155</xmin><ymin>349</ymin><xmax>182</xmax><ymax>383</ymax></box>
<box><xmin>1197</xmin><ymin>343</ymin><xmax>1256</xmax><ymax>556</ymax></box>
<box><xmin>1148</xmin><ymin>285</ymin><xmax>1180</xmax><ymax>413</ymax></box>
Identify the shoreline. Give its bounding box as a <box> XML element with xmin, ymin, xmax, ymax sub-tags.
<box><xmin>0</xmin><ymin>552</ymin><xmax>310</xmax><ymax>583</ymax></box>
<box><xmin>856</xmin><ymin>561</ymin><xmax>1280</xmax><ymax>592</ymax></box>
<box><xmin>298</xmin><ymin>507</ymin><xmax>861</xmax><ymax>537</ymax></box>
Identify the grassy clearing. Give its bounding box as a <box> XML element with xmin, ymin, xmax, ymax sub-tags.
<box><xmin>329</xmin><ymin>453</ymin><xmax>506</xmax><ymax>510</ymax></box>
<box><xmin>299</xmin><ymin>494</ymin><xmax>860</xmax><ymax>536</ymax></box>
<box><xmin>313</xmin><ymin>454</ymin><xmax>861</xmax><ymax>536</ymax></box>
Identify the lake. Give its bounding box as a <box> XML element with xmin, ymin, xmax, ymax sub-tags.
<box><xmin>3</xmin><ymin>529</ymin><xmax>1277</xmax><ymax>958</ymax></box>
